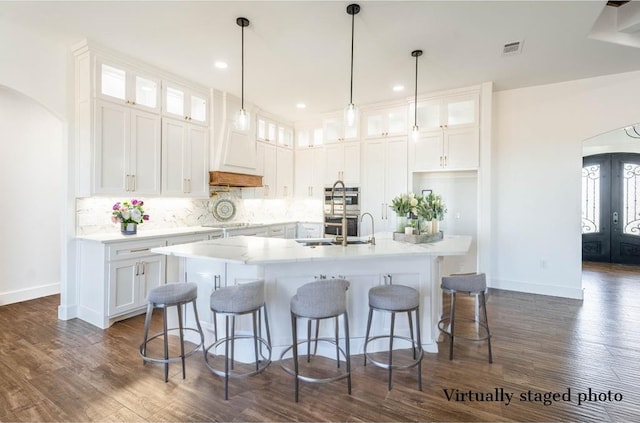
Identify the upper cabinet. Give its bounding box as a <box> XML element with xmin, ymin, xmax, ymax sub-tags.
<box><xmin>323</xmin><ymin>113</ymin><xmax>358</xmax><ymax>144</ymax></box>
<box><xmin>257</xmin><ymin>114</ymin><xmax>294</xmax><ymax>148</ymax></box>
<box><xmin>96</xmin><ymin>59</ymin><xmax>161</xmax><ymax>113</ymax></box>
<box><xmin>162</xmin><ymin>81</ymin><xmax>209</xmax><ymax>126</ymax></box>
<box><xmin>362</xmin><ymin>105</ymin><xmax>408</xmax><ymax>139</ymax></box>
<box><xmin>296</xmin><ymin>122</ymin><xmax>324</xmax><ymax>148</ymax></box>
<box><xmin>409</xmin><ymin>90</ymin><xmax>480</xmax><ymax>172</ymax></box>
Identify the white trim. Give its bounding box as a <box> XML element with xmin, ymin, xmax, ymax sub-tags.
<box><xmin>0</xmin><ymin>282</ymin><xmax>60</xmax><ymax>306</ymax></box>
<box><xmin>490</xmin><ymin>277</ymin><xmax>584</xmax><ymax>300</ymax></box>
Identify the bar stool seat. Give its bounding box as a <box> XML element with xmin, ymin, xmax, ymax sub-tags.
<box><xmin>140</xmin><ymin>282</ymin><xmax>204</xmax><ymax>383</ymax></box>
<box><xmin>204</xmin><ymin>280</ymin><xmax>271</xmax><ymax>400</ymax></box>
<box><xmin>364</xmin><ymin>283</ymin><xmax>423</xmax><ymax>391</ymax></box>
<box><xmin>280</xmin><ymin>279</ymin><xmax>351</xmax><ymax>402</ymax></box>
<box><xmin>438</xmin><ymin>273</ymin><xmax>493</xmax><ymax>363</ymax></box>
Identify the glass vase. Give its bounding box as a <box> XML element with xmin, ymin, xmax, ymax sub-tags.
<box><xmin>121</xmin><ymin>222</ymin><xmax>137</xmax><ymax>235</ymax></box>
<box><xmin>396</xmin><ymin>215</ymin><xmax>408</xmax><ymax>233</ymax></box>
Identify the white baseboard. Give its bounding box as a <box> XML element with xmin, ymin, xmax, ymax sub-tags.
<box><xmin>490</xmin><ymin>277</ymin><xmax>584</xmax><ymax>300</ymax></box>
<box><xmin>57</xmin><ymin>304</ymin><xmax>77</xmax><ymax>320</ymax></box>
<box><xmin>0</xmin><ymin>282</ymin><xmax>60</xmax><ymax>306</ymax></box>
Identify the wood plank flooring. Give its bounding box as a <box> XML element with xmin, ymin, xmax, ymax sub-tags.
<box><xmin>1</xmin><ymin>261</ymin><xmax>640</xmax><ymax>421</ymax></box>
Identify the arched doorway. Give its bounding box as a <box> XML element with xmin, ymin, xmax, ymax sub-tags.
<box><xmin>582</xmin><ymin>127</ymin><xmax>640</xmax><ymax>265</ymax></box>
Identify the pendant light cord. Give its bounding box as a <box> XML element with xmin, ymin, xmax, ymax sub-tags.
<box><xmin>241</xmin><ymin>23</ymin><xmax>245</xmax><ymax>110</ymax></box>
<box><xmin>349</xmin><ymin>10</ymin><xmax>355</xmax><ymax>104</ymax></box>
<box><xmin>414</xmin><ymin>54</ymin><xmax>418</xmax><ymax>127</ymax></box>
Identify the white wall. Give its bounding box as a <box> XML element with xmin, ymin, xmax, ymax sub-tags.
<box><xmin>493</xmin><ymin>70</ymin><xmax>640</xmax><ymax>299</ymax></box>
<box><xmin>0</xmin><ymin>87</ymin><xmax>64</xmax><ymax>304</ymax></box>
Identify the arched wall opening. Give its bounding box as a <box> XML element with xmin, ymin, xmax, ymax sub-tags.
<box><xmin>0</xmin><ymin>85</ymin><xmax>65</xmax><ymax>304</ymax></box>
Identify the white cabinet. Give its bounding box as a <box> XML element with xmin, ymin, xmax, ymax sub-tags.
<box><xmin>362</xmin><ymin>136</ymin><xmax>408</xmax><ymax>234</ymax></box>
<box><xmin>161</xmin><ymin>118</ymin><xmax>209</xmax><ymax>197</ymax></box>
<box><xmin>276</xmin><ymin>147</ymin><xmax>294</xmax><ymax>198</ymax></box>
<box><xmin>165</xmin><ymin>233</ymin><xmax>209</xmax><ymax>283</ymax></box>
<box><xmin>226</xmin><ymin>226</ymin><xmax>269</xmax><ymax>237</ymax></box>
<box><xmin>162</xmin><ymin>81</ymin><xmax>209</xmax><ymax>126</ymax></box>
<box><xmin>296</xmin><ymin>222</ymin><xmax>323</xmax><ymax>238</ymax></box>
<box><xmin>108</xmin><ymin>254</ymin><xmax>164</xmax><ymax>316</ymax></box>
<box><xmin>94</xmin><ymin>100</ymin><xmax>162</xmax><ymax>195</ymax></box>
<box><xmin>410</xmin><ymin>91</ymin><xmax>479</xmax><ymax>171</ymax></box>
<box><xmin>97</xmin><ymin>59</ymin><xmax>160</xmax><ymax>112</ymax></box>
<box><xmin>323</xmin><ymin>113</ymin><xmax>358</xmax><ymax>143</ymax></box>
<box><xmin>325</xmin><ymin>142</ymin><xmax>360</xmax><ymax>185</ymax></box>
<box><xmin>410</xmin><ymin>127</ymin><xmax>479</xmax><ymax>171</ymax></box>
<box><xmin>257</xmin><ymin>115</ymin><xmax>294</xmax><ymax>148</ymax></box>
<box><xmin>362</xmin><ymin>105</ymin><xmax>408</xmax><ymax>139</ymax></box>
<box><xmin>296</xmin><ymin>122</ymin><xmax>324</xmax><ymax>148</ymax></box>
<box><xmin>256</xmin><ymin>142</ymin><xmax>293</xmax><ymax>198</ymax></box>
<box><xmin>294</xmin><ymin>146</ymin><xmax>326</xmax><ymax>198</ymax></box>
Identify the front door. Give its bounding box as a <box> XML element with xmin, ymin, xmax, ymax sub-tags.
<box><xmin>582</xmin><ymin>153</ymin><xmax>640</xmax><ymax>264</ymax></box>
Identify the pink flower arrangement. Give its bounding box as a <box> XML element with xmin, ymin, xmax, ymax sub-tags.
<box><xmin>111</xmin><ymin>199</ymin><xmax>149</xmax><ymax>225</ymax></box>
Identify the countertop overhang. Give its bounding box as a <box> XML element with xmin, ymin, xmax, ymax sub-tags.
<box><xmin>150</xmin><ymin>233</ymin><xmax>472</xmax><ymax>265</ymax></box>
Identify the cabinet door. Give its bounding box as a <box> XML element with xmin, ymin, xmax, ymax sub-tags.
<box><xmin>323</xmin><ymin>116</ymin><xmax>342</xmax><ymax>143</ymax></box>
<box><xmin>342</xmin><ymin>142</ymin><xmax>360</xmax><ymax>185</ymax></box>
<box><xmin>108</xmin><ymin>259</ymin><xmax>138</xmax><ymax>316</ymax></box>
<box><xmin>410</xmin><ymin>131</ymin><xmax>444</xmax><ymax>171</ymax></box>
<box><xmin>385</xmin><ymin>137</ymin><xmax>408</xmax><ymax>233</ymax></box>
<box><xmin>324</xmin><ymin>144</ymin><xmax>344</xmax><ymax>184</ymax></box>
<box><xmin>161</xmin><ymin>118</ymin><xmax>188</xmax><ymax>195</ymax></box>
<box><xmin>444</xmin><ymin>126</ymin><xmax>479</xmax><ymax>170</ymax></box>
<box><xmin>444</xmin><ymin>93</ymin><xmax>478</xmax><ymax>128</ymax></box>
<box><xmin>129</xmin><ymin>108</ymin><xmax>161</xmax><ymax>195</ymax></box>
<box><xmin>186</xmin><ymin>124</ymin><xmax>209</xmax><ymax>196</ymax></box>
<box><xmin>95</xmin><ymin>101</ymin><xmax>129</xmax><ymax>194</ymax></box>
<box><xmin>166</xmin><ymin>234</ymin><xmax>209</xmax><ymax>283</ymax></box>
<box><xmin>276</xmin><ymin>147</ymin><xmax>294</xmax><ymax>197</ymax></box>
<box><xmin>256</xmin><ymin>142</ymin><xmax>277</xmax><ymax>198</ymax></box>
<box><xmin>137</xmin><ymin>255</ymin><xmax>165</xmax><ymax>308</ymax></box>
<box><xmin>362</xmin><ymin>139</ymin><xmax>387</xmax><ymax>233</ymax></box>
<box><xmin>294</xmin><ymin>148</ymin><xmax>314</xmax><ymax>197</ymax></box>
<box><xmin>311</xmin><ymin>147</ymin><xmax>327</xmax><ymax>198</ymax></box>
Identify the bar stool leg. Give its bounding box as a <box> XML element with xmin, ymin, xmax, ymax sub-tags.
<box><xmin>407</xmin><ymin>311</ymin><xmax>416</xmax><ymax>360</ymax></box>
<box><xmin>388</xmin><ymin>312</ymin><xmax>395</xmax><ymax>391</ymax></box>
<box><xmin>363</xmin><ymin>307</ymin><xmax>373</xmax><ymax>366</ymax></box>
<box><xmin>230</xmin><ymin>315</ymin><xmax>236</xmax><ymax>370</ymax></box>
<box><xmin>163</xmin><ymin>307</ymin><xmax>169</xmax><ymax>383</ymax></box>
<box><xmin>415</xmin><ymin>307</ymin><xmax>423</xmax><ymax>391</ymax></box>
<box><xmin>344</xmin><ymin>311</ymin><xmax>351</xmax><ymax>395</ymax></box>
<box><xmin>481</xmin><ymin>291</ymin><xmax>493</xmax><ymax>363</ymax></box>
<box><xmin>177</xmin><ymin>303</ymin><xmax>186</xmax><ymax>379</ymax></box>
<box><xmin>291</xmin><ymin>312</ymin><xmax>300</xmax><ymax>403</ymax></box>
<box><xmin>335</xmin><ymin>316</ymin><xmax>340</xmax><ymax>369</ymax></box>
<box><xmin>141</xmin><ymin>302</ymin><xmax>154</xmax><ymax>363</ymax></box>
<box><xmin>306</xmin><ymin>319</ymin><xmax>312</xmax><ymax>363</ymax></box>
<box><xmin>252</xmin><ymin>310</ymin><xmax>259</xmax><ymax>372</ymax></box>
<box><xmin>449</xmin><ymin>292</ymin><xmax>456</xmax><ymax>360</ymax></box>
<box><xmin>224</xmin><ymin>315</ymin><xmax>230</xmax><ymax>400</ymax></box>
<box><xmin>191</xmin><ymin>299</ymin><xmax>205</xmax><ymax>353</ymax></box>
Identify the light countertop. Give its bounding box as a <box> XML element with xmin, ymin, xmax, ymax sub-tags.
<box><xmin>151</xmin><ymin>232</ymin><xmax>472</xmax><ymax>265</ymax></box>
<box><xmin>76</xmin><ymin>226</ymin><xmax>224</xmax><ymax>243</ymax></box>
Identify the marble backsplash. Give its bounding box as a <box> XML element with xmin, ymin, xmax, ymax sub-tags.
<box><xmin>76</xmin><ymin>189</ymin><xmax>324</xmax><ymax>236</ymax></box>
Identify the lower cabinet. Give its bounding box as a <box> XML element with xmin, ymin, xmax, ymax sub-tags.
<box><xmin>108</xmin><ymin>254</ymin><xmax>165</xmax><ymax>316</ymax></box>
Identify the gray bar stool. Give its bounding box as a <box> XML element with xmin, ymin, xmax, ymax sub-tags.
<box><xmin>364</xmin><ymin>283</ymin><xmax>423</xmax><ymax>391</ymax></box>
<box><xmin>204</xmin><ymin>280</ymin><xmax>271</xmax><ymax>400</ymax></box>
<box><xmin>140</xmin><ymin>282</ymin><xmax>205</xmax><ymax>383</ymax></box>
<box><xmin>438</xmin><ymin>273</ymin><xmax>492</xmax><ymax>363</ymax></box>
<box><xmin>280</xmin><ymin>279</ymin><xmax>351</xmax><ymax>402</ymax></box>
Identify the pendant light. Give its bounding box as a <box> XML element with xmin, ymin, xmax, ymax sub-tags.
<box><xmin>411</xmin><ymin>49</ymin><xmax>423</xmax><ymax>140</ymax></box>
<box><xmin>235</xmin><ymin>17</ymin><xmax>250</xmax><ymax>131</ymax></box>
<box><xmin>344</xmin><ymin>3</ymin><xmax>360</xmax><ymax>128</ymax></box>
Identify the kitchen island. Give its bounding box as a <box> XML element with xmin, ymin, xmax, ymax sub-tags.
<box><xmin>151</xmin><ymin>233</ymin><xmax>471</xmax><ymax>359</ymax></box>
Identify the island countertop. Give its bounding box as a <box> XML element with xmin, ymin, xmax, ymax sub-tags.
<box><xmin>150</xmin><ymin>232</ymin><xmax>472</xmax><ymax>265</ymax></box>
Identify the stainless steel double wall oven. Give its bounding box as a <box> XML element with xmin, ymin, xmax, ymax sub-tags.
<box><xmin>323</xmin><ymin>186</ymin><xmax>360</xmax><ymax>237</ymax></box>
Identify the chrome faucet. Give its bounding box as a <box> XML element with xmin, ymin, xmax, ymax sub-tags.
<box><xmin>331</xmin><ymin>179</ymin><xmax>348</xmax><ymax>246</ymax></box>
<box><xmin>360</xmin><ymin>212</ymin><xmax>376</xmax><ymax>245</ymax></box>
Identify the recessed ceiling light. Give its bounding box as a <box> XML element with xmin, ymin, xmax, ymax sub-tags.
<box><xmin>393</xmin><ymin>85</ymin><xmax>405</xmax><ymax>92</ymax></box>
<box><xmin>296</xmin><ymin>103</ymin><xmax>306</xmax><ymax>109</ymax></box>
<box><xmin>214</xmin><ymin>61</ymin><xmax>228</xmax><ymax>69</ymax></box>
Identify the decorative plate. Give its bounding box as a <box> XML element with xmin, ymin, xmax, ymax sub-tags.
<box><xmin>212</xmin><ymin>199</ymin><xmax>236</xmax><ymax>221</ymax></box>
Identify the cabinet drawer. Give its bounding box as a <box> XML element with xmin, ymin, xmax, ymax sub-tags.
<box><xmin>268</xmin><ymin>225</ymin><xmax>286</xmax><ymax>237</ymax></box>
<box><xmin>107</xmin><ymin>239</ymin><xmax>166</xmax><ymax>261</ymax></box>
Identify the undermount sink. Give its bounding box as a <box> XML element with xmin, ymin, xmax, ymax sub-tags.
<box><xmin>296</xmin><ymin>239</ymin><xmax>369</xmax><ymax>247</ymax></box>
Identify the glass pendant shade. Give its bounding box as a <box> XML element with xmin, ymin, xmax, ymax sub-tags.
<box><xmin>412</xmin><ymin>124</ymin><xmax>420</xmax><ymax>140</ymax></box>
<box><xmin>344</xmin><ymin>103</ymin><xmax>358</xmax><ymax>128</ymax></box>
<box><xmin>235</xmin><ymin>108</ymin><xmax>250</xmax><ymax>131</ymax></box>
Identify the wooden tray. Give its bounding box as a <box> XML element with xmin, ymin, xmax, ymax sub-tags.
<box><xmin>393</xmin><ymin>231</ymin><xmax>443</xmax><ymax>244</ymax></box>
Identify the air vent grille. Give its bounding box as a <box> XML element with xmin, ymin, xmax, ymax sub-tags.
<box><xmin>502</xmin><ymin>40</ymin><xmax>523</xmax><ymax>56</ymax></box>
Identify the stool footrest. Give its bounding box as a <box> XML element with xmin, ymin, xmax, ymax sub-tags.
<box><xmin>204</xmin><ymin>334</ymin><xmax>272</xmax><ymax>379</ymax></box>
<box><xmin>279</xmin><ymin>338</ymin><xmax>351</xmax><ymax>384</ymax></box>
<box><xmin>364</xmin><ymin>334</ymin><xmax>423</xmax><ymax>370</ymax></box>
<box><xmin>438</xmin><ymin>317</ymin><xmax>492</xmax><ymax>341</ymax></box>
<box><xmin>139</xmin><ymin>327</ymin><xmax>204</xmax><ymax>364</ymax></box>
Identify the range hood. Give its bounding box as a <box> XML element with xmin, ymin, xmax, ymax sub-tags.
<box><xmin>209</xmin><ymin>171</ymin><xmax>262</xmax><ymax>188</ymax></box>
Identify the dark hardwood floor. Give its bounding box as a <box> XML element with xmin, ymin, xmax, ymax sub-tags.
<box><xmin>1</xmin><ymin>262</ymin><xmax>640</xmax><ymax>422</ymax></box>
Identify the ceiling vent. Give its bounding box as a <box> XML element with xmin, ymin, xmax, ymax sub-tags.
<box><xmin>502</xmin><ymin>40</ymin><xmax>524</xmax><ymax>57</ymax></box>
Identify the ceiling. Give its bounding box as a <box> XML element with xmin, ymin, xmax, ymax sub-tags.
<box><xmin>3</xmin><ymin>1</ymin><xmax>640</xmax><ymax>123</ymax></box>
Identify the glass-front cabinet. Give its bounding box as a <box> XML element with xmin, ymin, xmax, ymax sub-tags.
<box><xmin>414</xmin><ymin>92</ymin><xmax>479</xmax><ymax>132</ymax></box>
<box><xmin>257</xmin><ymin>115</ymin><xmax>293</xmax><ymax>148</ymax></box>
<box><xmin>162</xmin><ymin>81</ymin><xmax>208</xmax><ymax>125</ymax></box>
<box><xmin>362</xmin><ymin>105</ymin><xmax>408</xmax><ymax>138</ymax></box>
<box><xmin>323</xmin><ymin>113</ymin><xmax>358</xmax><ymax>143</ymax></box>
<box><xmin>296</xmin><ymin>122</ymin><xmax>324</xmax><ymax>148</ymax></box>
<box><xmin>97</xmin><ymin>59</ymin><xmax>160</xmax><ymax>112</ymax></box>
